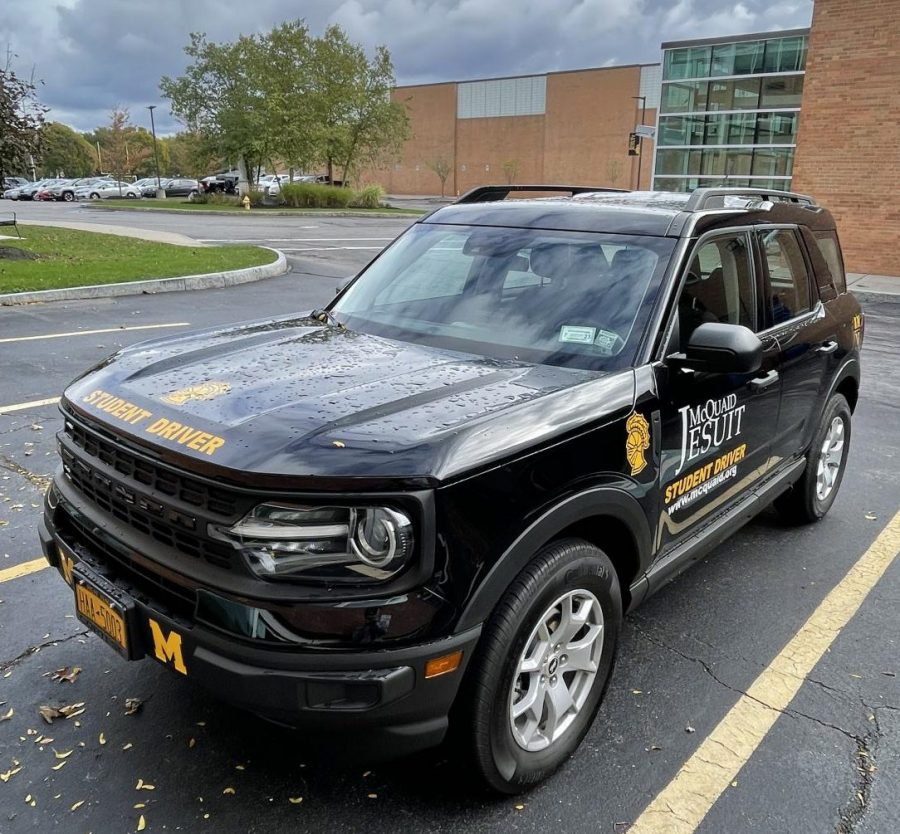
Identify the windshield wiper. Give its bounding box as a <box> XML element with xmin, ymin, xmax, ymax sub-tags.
<box><xmin>310</xmin><ymin>308</ymin><xmax>347</xmax><ymax>331</ymax></box>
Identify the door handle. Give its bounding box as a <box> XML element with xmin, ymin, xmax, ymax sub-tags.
<box><xmin>817</xmin><ymin>340</ymin><xmax>839</xmax><ymax>355</ymax></box>
<box><xmin>749</xmin><ymin>370</ymin><xmax>779</xmax><ymax>392</ymax></box>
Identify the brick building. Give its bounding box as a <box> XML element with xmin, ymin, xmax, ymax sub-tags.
<box><xmin>368</xmin><ymin>64</ymin><xmax>660</xmax><ymax>197</ymax></box>
<box><xmin>791</xmin><ymin>0</ymin><xmax>900</xmax><ymax>276</ymax></box>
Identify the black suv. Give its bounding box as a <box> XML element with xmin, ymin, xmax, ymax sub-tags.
<box><xmin>41</xmin><ymin>186</ymin><xmax>862</xmax><ymax>793</ymax></box>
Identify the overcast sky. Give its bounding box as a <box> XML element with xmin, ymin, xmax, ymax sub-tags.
<box><xmin>1</xmin><ymin>0</ymin><xmax>811</xmax><ymax>135</ymax></box>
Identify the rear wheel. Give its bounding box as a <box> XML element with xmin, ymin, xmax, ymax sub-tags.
<box><xmin>458</xmin><ymin>538</ymin><xmax>621</xmax><ymax>793</ymax></box>
<box><xmin>63</xmin><ymin>191</ymin><xmax>74</xmax><ymax>202</ymax></box>
<box><xmin>775</xmin><ymin>393</ymin><xmax>851</xmax><ymax>523</ymax></box>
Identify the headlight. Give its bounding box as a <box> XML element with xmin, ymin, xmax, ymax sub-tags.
<box><xmin>209</xmin><ymin>503</ymin><xmax>414</xmax><ymax>583</ymax></box>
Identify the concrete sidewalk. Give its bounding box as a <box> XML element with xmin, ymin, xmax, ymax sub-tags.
<box><xmin>17</xmin><ymin>219</ymin><xmax>210</xmax><ymax>247</ymax></box>
<box><xmin>847</xmin><ymin>272</ymin><xmax>900</xmax><ymax>302</ymax></box>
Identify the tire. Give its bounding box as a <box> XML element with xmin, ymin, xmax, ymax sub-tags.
<box><xmin>188</xmin><ymin>190</ymin><xmax>198</xmax><ymax>201</ymax></box>
<box><xmin>89</xmin><ymin>192</ymin><xmax>100</xmax><ymax>200</ymax></box>
<box><xmin>63</xmin><ymin>191</ymin><xmax>74</xmax><ymax>202</ymax></box>
<box><xmin>458</xmin><ymin>538</ymin><xmax>622</xmax><ymax>794</ymax></box>
<box><xmin>126</xmin><ymin>192</ymin><xmax>137</xmax><ymax>199</ymax></box>
<box><xmin>775</xmin><ymin>393</ymin><xmax>851</xmax><ymax>524</ymax></box>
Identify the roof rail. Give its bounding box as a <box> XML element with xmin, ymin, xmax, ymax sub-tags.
<box><xmin>685</xmin><ymin>187</ymin><xmax>818</xmax><ymax>211</ymax></box>
<box><xmin>455</xmin><ymin>184</ymin><xmax>629</xmax><ymax>204</ymax></box>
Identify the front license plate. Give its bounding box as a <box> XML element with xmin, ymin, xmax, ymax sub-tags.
<box><xmin>74</xmin><ymin>575</ymin><xmax>132</xmax><ymax>657</ymax></box>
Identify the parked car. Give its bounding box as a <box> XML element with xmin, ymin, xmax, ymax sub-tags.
<box><xmin>76</xmin><ymin>180</ymin><xmax>141</xmax><ymax>200</ymax></box>
<box><xmin>41</xmin><ymin>185</ymin><xmax>862</xmax><ymax>794</ymax></box>
<box><xmin>35</xmin><ymin>179</ymin><xmax>69</xmax><ymax>201</ymax></box>
<box><xmin>1</xmin><ymin>177</ymin><xmax>30</xmax><ymax>197</ymax></box>
<box><xmin>200</xmin><ymin>172</ymin><xmax>238</xmax><ymax>195</ymax></box>
<box><xmin>134</xmin><ymin>178</ymin><xmax>163</xmax><ymax>197</ymax></box>
<box><xmin>15</xmin><ymin>179</ymin><xmax>55</xmax><ymax>201</ymax></box>
<box><xmin>164</xmin><ymin>178</ymin><xmax>200</xmax><ymax>198</ymax></box>
<box><xmin>45</xmin><ymin>177</ymin><xmax>108</xmax><ymax>202</ymax></box>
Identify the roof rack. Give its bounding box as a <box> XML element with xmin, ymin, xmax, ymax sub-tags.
<box><xmin>455</xmin><ymin>184</ymin><xmax>629</xmax><ymax>204</ymax></box>
<box><xmin>685</xmin><ymin>187</ymin><xmax>818</xmax><ymax>211</ymax></box>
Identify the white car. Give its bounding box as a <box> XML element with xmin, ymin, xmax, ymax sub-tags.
<box><xmin>76</xmin><ymin>181</ymin><xmax>141</xmax><ymax>200</ymax></box>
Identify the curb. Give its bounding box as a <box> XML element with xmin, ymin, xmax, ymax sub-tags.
<box><xmin>856</xmin><ymin>289</ymin><xmax>900</xmax><ymax>304</ymax></box>
<box><xmin>0</xmin><ymin>248</ymin><xmax>287</xmax><ymax>307</ymax></box>
<box><xmin>80</xmin><ymin>205</ymin><xmax>422</xmax><ymax>219</ymax></box>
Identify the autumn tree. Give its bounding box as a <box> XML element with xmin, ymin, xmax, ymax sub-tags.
<box><xmin>502</xmin><ymin>159</ymin><xmax>520</xmax><ymax>185</ymax></box>
<box><xmin>0</xmin><ymin>66</ymin><xmax>47</xmax><ymax>182</ymax></box>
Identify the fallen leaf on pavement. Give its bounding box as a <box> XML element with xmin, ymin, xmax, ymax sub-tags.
<box><xmin>71</xmin><ymin>800</ymin><xmax>84</xmax><ymax>811</ymax></box>
<box><xmin>51</xmin><ymin>762</ymin><xmax>67</xmax><ymax>771</ymax></box>
<box><xmin>1</xmin><ymin>707</ymin><xmax>13</xmax><ymax>721</ymax></box>
<box><xmin>0</xmin><ymin>767</ymin><xmax>22</xmax><ymax>782</ymax></box>
<box><xmin>288</xmin><ymin>797</ymin><xmax>303</xmax><ymax>804</ymax></box>
<box><xmin>223</xmin><ymin>787</ymin><xmax>235</xmax><ymax>795</ymax></box>
<box><xmin>99</xmin><ymin>732</ymin><xmax>106</xmax><ymax>745</ymax></box>
<box><xmin>52</xmin><ymin>667</ymin><xmax>82</xmax><ymax>684</ymax></box>
<box><xmin>124</xmin><ymin>698</ymin><xmax>143</xmax><ymax>716</ymax></box>
<box><xmin>53</xmin><ymin>749</ymin><xmax>72</xmax><ymax>760</ymax></box>
<box><xmin>137</xmin><ymin>814</ymin><xmax>147</xmax><ymax>831</ymax></box>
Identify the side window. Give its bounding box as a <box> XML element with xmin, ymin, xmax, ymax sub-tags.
<box><xmin>759</xmin><ymin>229</ymin><xmax>811</xmax><ymax>323</ymax></box>
<box><xmin>677</xmin><ymin>234</ymin><xmax>756</xmax><ymax>350</ymax></box>
<box><xmin>813</xmin><ymin>231</ymin><xmax>847</xmax><ymax>294</ymax></box>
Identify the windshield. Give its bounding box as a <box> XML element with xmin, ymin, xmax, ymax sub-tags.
<box><xmin>332</xmin><ymin>223</ymin><xmax>674</xmax><ymax>370</ymax></box>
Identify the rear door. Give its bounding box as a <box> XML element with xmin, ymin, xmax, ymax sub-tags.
<box><xmin>755</xmin><ymin>227</ymin><xmax>836</xmax><ymax>463</ymax></box>
<box><xmin>655</xmin><ymin>230</ymin><xmax>781</xmax><ymax>550</ymax></box>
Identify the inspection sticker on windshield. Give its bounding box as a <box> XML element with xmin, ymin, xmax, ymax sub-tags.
<box><xmin>559</xmin><ymin>325</ymin><xmax>596</xmax><ymax>344</ymax></box>
<box><xmin>594</xmin><ymin>329</ymin><xmax>620</xmax><ymax>354</ymax></box>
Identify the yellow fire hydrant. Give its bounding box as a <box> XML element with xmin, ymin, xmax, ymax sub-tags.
<box><xmin>241</xmin><ymin>194</ymin><xmax>251</xmax><ymax>210</ymax></box>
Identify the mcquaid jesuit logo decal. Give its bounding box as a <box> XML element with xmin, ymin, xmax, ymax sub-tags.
<box><xmin>162</xmin><ymin>381</ymin><xmax>231</xmax><ymax>405</ymax></box>
<box><xmin>625</xmin><ymin>412</ymin><xmax>651</xmax><ymax>476</ymax></box>
<box><xmin>675</xmin><ymin>394</ymin><xmax>745</xmax><ymax>476</ymax></box>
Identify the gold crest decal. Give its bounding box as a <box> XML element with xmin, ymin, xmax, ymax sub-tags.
<box><xmin>625</xmin><ymin>412</ymin><xmax>651</xmax><ymax>476</ymax></box>
<box><xmin>162</xmin><ymin>381</ymin><xmax>231</xmax><ymax>406</ymax></box>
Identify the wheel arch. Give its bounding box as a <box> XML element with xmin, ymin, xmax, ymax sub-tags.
<box><xmin>455</xmin><ymin>487</ymin><xmax>650</xmax><ymax>632</ymax></box>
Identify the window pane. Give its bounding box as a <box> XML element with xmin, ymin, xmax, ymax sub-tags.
<box><xmin>704</xmin><ymin>114</ymin><xmax>727</xmax><ymax>144</ymax></box>
<box><xmin>664</xmin><ymin>46</ymin><xmax>711</xmax><ymax>80</ymax></box>
<box><xmin>727</xmin><ymin>112</ymin><xmax>758</xmax><ymax>144</ymax></box>
<box><xmin>814</xmin><ymin>232</ymin><xmax>847</xmax><ymax>293</ymax></box>
<box><xmin>752</xmin><ymin>148</ymin><xmax>795</xmax><ymax>177</ymax></box>
<box><xmin>760</xmin><ymin>75</ymin><xmax>804</xmax><ymax>108</ymax></box>
<box><xmin>755</xmin><ymin>112</ymin><xmax>799</xmax><ymax>144</ymax></box>
<box><xmin>759</xmin><ymin>229</ymin><xmax>811</xmax><ymax>321</ymax></box>
<box><xmin>679</xmin><ymin>235</ymin><xmax>756</xmax><ymax>349</ymax></box>
<box><xmin>701</xmin><ymin>148</ymin><xmax>727</xmax><ymax>176</ymax></box>
<box><xmin>711</xmin><ymin>40</ymin><xmax>765</xmax><ymax>76</ymax></box>
<box><xmin>661</xmin><ymin>81</ymin><xmax>709</xmax><ymax>113</ymax></box>
<box><xmin>726</xmin><ymin>148</ymin><xmax>754</xmax><ymax>176</ymax></box>
<box><xmin>707</xmin><ymin>78</ymin><xmax>761</xmax><ymax>111</ymax></box>
<box><xmin>658</xmin><ymin>115</ymin><xmax>705</xmax><ymax>145</ymax></box>
<box><xmin>763</xmin><ymin>36</ymin><xmax>807</xmax><ymax>73</ymax></box>
<box><xmin>656</xmin><ymin>149</ymin><xmax>691</xmax><ymax>175</ymax></box>
<box><xmin>654</xmin><ymin>177</ymin><xmax>692</xmax><ymax>192</ymax></box>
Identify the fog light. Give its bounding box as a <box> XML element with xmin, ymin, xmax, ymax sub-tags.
<box><xmin>424</xmin><ymin>650</ymin><xmax>463</xmax><ymax>679</ymax></box>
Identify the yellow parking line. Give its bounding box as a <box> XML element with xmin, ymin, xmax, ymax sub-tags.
<box><xmin>629</xmin><ymin>508</ymin><xmax>900</xmax><ymax>834</ymax></box>
<box><xmin>0</xmin><ymin>396</ymin><xmax>60</xmax><ymax>415</ymax></box>
<box><xmin>0</xmin><ymin>558</ymin><xmax>49</xmax><ymax>584</ymax></box>
<box><xmin>0</xmin><ymin>322</ymin><xmax>190</xmax><ymax>345</ymax></box>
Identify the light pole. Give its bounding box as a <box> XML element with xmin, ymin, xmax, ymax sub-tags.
<box><xmin>147</xmin><ymin>105</ymin><xmax>165</xmax><ymax>199</ymax></box>
<box><xmin>632</xmin><ymin>95</ymin><xmax>647</xmax><ymax>190</ymax></box>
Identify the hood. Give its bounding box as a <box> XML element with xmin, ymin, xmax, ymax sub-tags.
<box><xmin>64</xmin><ymin>316</ymin><xmax>635</xmax><ymax>489</ymax></box>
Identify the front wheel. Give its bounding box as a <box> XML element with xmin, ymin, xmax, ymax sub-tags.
<box><xmin>63</xmin><ymin>191</ymin><xmax>74</xmax><ymax>202</ymax></box>
<box><xmin>89</xmin><ymin>192</ymin><xmax>100</xmax><ymax>200</ymax></box>
<box><xmin>458</xmin><ymin>538</ymin><xmax>621</xmax><ymax>793</ymax></box>
<box><xmin>775</xmin><ymin>392</ymin><xmax>851</xmax><ymax>523</ymax></box>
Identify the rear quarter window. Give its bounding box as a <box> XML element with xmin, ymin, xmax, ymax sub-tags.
<box><xmin>813</xmin><ymin>231</ymin><xmax>847</xmax><ymax>294</ymax></box>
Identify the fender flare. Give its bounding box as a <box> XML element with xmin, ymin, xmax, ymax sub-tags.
<box><xmin>455</xmin><ymin>486</ymin><xmax>651</xmax><ymax>632</ymax></box>
<box><xmin>825</xmin><ymin>357</ymin><xmax>861</xmax><ymax>410</ymax></box>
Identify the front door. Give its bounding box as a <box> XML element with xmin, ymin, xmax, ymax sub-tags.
<box><xmin>655</xmin><ymin>230</ymin><xmax>781</xmax><ymax>552</ymax></box>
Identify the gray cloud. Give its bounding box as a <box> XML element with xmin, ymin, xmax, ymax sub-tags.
<box><xmin>1</xmin><ymin>0</ymin><xmax>812</xmax><ymax>134</ymax></box>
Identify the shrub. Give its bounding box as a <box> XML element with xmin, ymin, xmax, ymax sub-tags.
<box><xmin>349</xmin><ymin>185</ymin><xmax>385</xmax><ymax>209</ymax></box>
<box><xmin>280</xmin><ymin>182</ymin><xmax>353</xmax><ymax>209</ymax></box>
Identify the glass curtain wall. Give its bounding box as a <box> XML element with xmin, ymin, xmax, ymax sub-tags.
<box><xmin>654</xmin><ymin>34</ymin><xmax>806</xmax><ymax>192</ymax></box>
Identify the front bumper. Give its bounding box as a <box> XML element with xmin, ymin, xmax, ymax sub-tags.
<box><xmin>40</xmin><ymin>507</ymin><xmax>481</xmax><ymax>759</ymax></box>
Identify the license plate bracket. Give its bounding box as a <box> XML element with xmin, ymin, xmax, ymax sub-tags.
<box><xmin>72</xmin><ymin>563</ymin><xmax>143</xmax><ymax>660</ymax></box>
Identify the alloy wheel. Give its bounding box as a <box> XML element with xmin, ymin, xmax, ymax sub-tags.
<box><xmin>816</xmin><ymin>416</ymin><xmax>845</xmax><ymax>501</ymax></box>
<box><xmin>509</xmin><ymin>589</ymin><xmax>604</xmax><ymax>752</ymax></box>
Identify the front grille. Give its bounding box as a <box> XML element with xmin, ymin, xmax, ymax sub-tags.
<box><xmin>66</xmin><ymin>419</ymin><xmax>237</xmax><ymax>516</ymax></box>
<box><xmin>61</xmin><ymin>418</ymin><xmax>238</xmax><ymax>571</ymax></box>
<box><xmin>57</xmin><ymin>510</ymin><xmax>196</xmax><ymax>620</ymax></box>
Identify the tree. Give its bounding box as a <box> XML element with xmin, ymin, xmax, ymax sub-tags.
<box><xmin>0</xmin><ymin>66</ymin><xmax>47</xmax><ymax>182</ymax></box>
<box><xmin>89</xmin><ymin>109</ymin><xmax>152</xmax><ymax>184</ymax></box>
<box><xmin>427</xmin><ymin>157</ymin><xmax>452</xmax><ymax>198</ymax></box>
<box><xmin>39</xmin><ymin>122</ymin><xmax>95</xmax><ymax>177</ymax></box>
<box><xmin>161</xmin><ymin>32</ymin><xmax>274</xmax><ymax>195</ymax></box>
<box><xmin>167</xmin><ymin>131</ymin><xmax>219</xmax><ymax>178</ymax></box>
<box><xmin>606</xmin><ymin>158</ymin><xmax>622</xmax><ymax>187</ymax></box>
<box><xmin>308</xmin><ymin>26</ymin><xmax>410</xmax><ymax>185</ymax></box>
<box><xmin>502</xmin><ymin>159</ymin><xmax>520</xmax><ymax>185</ymax></box>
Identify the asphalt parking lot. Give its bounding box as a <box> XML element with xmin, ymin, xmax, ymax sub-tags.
<box><xmin>1</xmin><ymin>201</ymin><xmax>899</xmax><ymax>834</ymax></box>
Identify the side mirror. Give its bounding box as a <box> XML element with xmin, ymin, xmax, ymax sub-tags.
<box><xmin>670</xmin><ymin>322</ymin><xmax>762</xmax><ymax>374</ymax></box>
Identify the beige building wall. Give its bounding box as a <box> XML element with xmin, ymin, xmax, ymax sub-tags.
<box><xmin>367</xmin><ymin>63</ymin><xmax>657</xmax><ymax>196</ymax></box>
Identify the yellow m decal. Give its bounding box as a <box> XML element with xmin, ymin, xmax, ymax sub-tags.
<box><xmin>148</xmin><ymin>619</ymin><xmax>187</xmax><ymax>675</ymax></box>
